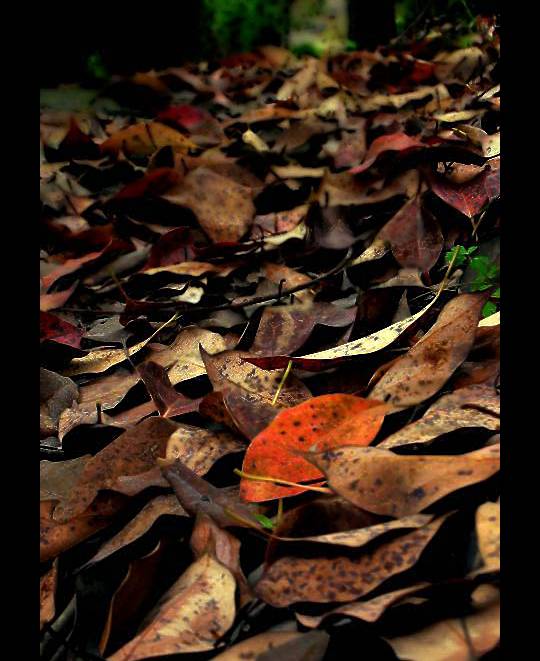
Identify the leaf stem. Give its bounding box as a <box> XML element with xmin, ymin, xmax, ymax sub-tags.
<box><xmin>234</xmin><ymin>468</ymin><xmax>332</xmax><ymax>494</ymax></box>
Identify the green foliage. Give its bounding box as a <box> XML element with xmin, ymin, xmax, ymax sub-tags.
<box><xmin>202</xmin><ymin>0</ymin><xmax>289</xmax><ymax>57</ymax></box>
<box><xmin>445</xmin><ymin>245</ymin><xmax>499</xmax><ymax>318</ymax></box>
<box><xmin>445</xmin><ymin>244</ymin><xmax>478</xmax><ymax>267</ymax></box>
<box><xmin>254</xmin><ymin>513</ymin><xmax>275</xmax><ymax>530</ymax></box>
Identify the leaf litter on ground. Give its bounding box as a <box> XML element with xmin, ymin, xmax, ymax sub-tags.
<box><xmin>40</xmin><ymin>20</ymin><xmax>500</xmax><ymax>660</ymax></box>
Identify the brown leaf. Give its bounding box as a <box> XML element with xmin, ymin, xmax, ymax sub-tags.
<box><xmin>162</xmin><ymin>460</ymin><xmax>260</xmax><ymax>529</ymax></box>
<box><xmin>474</xmin><ymin>500</ymin><xmax>500</xmax><ymax>573</ymax></box>
<box><xmin>165</xmin><ymin>423</ymin><xmax>244</xmax><ymax>474</ymax></box>
<box><xmin>164</xmin><ymin>166</ymin><xmax>256</xmax><ymax>242</ymax></box>
<box><xmin>40</xmin><ymin>280</ymin><xmax>78</xmax><ymax>311</ymax></box>
<box><xmin>87</xmin><ymin>495</ymin><xmax>186</xmax><ymax>566</ymax></box>
<box><xmin>251</xmin><ymin>302</ymin><xmax>356</xmax><ymax>356</ymax></box>
<box><xmin>296</xmin><ymin>583</ymin><xmax>431</xmax><ymax>627</ymax></box>
<box><xmin>191</xmin><ymin>513</ymin><xmax>253</xmax><ymax>605</ymax></box>
<box><xmin>257</xmin><ymin>630</ymin><xmax>330</xmax><ymax>661</ymax></box>
<box><xmin>101</xmin><ymin>122</ymin><xmax>196</xmax><ymax>156</ymax></box>
<box><xmin>255</xmin><ymin>514</ymin><xmax>449</xmax><ymax>606</ymax></box>
<box><xmin>386</xmin><ymin>585</ymin><xmax>499</xmax><ymax>660</ymax></box>
<box><xmin>212</xmin><ymin>632</ymin><xmax>306</xmax><ymax>661</ymax></box>
<box><xmin>377</xmin><ymin>197</ymin><xmax>443</xmax><ymax>272</ymax></box>
<box><xmin>378</xmin><ymin>385</ymin><xmax>499</xmax><ymax>449</ymax></box>
<box><xmin>137</xmin><ymin>361</ymin><xmax>202</xmax><ymax>417</ymax></box>
<box><xmin>40</xmin><ymin>455</ymin><xmax>91</xmax><ymax>504</ymax></box>
<box><xmin>40</xmin><ymin>564</ymin><xmax>57</xmax><ymax>630</ymax></box>
<box><xmin>311</xmin><ymin>445</ymin><xmax>500</xmax><ymax>517</ymax></box>
<box><xmin>53</xmin><ymin>417</ymin><xmax>178</xmax><ymax>522</ymax></box>
<box><xmin>109</xmin><ymin>554</ymin><xmax>236</xmax><ymax>660</ymax></box>
<box><xmin>40</xmin><ymin>494</ymin><xmax>126</xmax><ymax>562</ymax></box>
<box><xmin>40</xmin><ymin>368</ymin><xmax>78</xmax><ymax>438</ymax></box>
<box><xmin>430</xmin><ymin>166</ymin><xmax>499</xmax><ymax>218</ymax></box>
<box><xmin>370</xmin><ymin>293</ymin><xmax>486</xmax><ymax>410</ymax></box>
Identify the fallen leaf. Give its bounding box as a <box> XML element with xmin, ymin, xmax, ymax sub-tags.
<box><xmin>40</xmin><ymin>368</ymin><xmax>78</xmax><ymax>437</ymax></box>
<box><xmin>255</xmin><ymin>514</ymin><xmax>449</xmax><ymax>605</ymax></box>
<box><xmin>378</xmin><ymin>385</ymin><xmax>499</xmax><ymax>449</ymax></box>
<box><xmin>40</xmin><ymin>311</ymin><xmax>83</xmax><ymax>348</ymax></box>
<box><xmin>377</xmin><ymin>197</ymin><xmax>443</xmax><ymax>272</ymax></box>
<box><xmin>474</xmin><ymin>500</ymin><xmax>500</xmax><ymax>572</ymax></box>
<box><xmin>109</xmin><ymin>554</ymin><xmax>236</xmax><ymax>660</ymax></box>
<box><xmin>40</xmin><ymin>563</ymin><xmax>57</xmax><ymax>630</ymax></box>
<box><xmin>86</xmin><ymin>495</ymin><xmax>186</xmax><ymax>566</ymax></box>
<box><xmin>101</xmin><ymin>122</ymin><xmax>196</xmax><ymax>156</ymax></box>
<box><xmin>430</xmin><ymin>166</ymin><xmax>500</xmax><ymax>218</ymax></box>
<box><xmin>349</xmin><ymin>133</ymin><xmax>424</xmax><ymax>174</ymax></box>
<box><xmin>240</xmin><ymin>395</ymin><xmax>387</xmax><ymax>502</ymax></box>
<box><xmin>53</xmin><ymin>417</ymin><xmax>179</xmax><ymax>522</ymax></box>
<box><xmin>296</xmin><ymin>583</ymin><xmax>431</xmax><ymax>627</ymax></box>
<box><xmin>386</xmin><ymin>585</ymin><xmax>499</xmax><ymax>660</ymax></box>
<box><xmin>212</xmin><ymin>632</ymin><xmax>305</xmax><ymax>660</ymax></box>
<box><xmin>164</xmin><ymin>167</ymin><xmax>256</xmax><ymax>242</ymax></box>
<box><xmin>311</xmin><ymin>444</ymin><xmax>500</xmax><ymax>517</ymax></box>
<box><xmin>370</xmin><ymin>293</ymin><xmax>486</xmax><ymax>410</ymax></box>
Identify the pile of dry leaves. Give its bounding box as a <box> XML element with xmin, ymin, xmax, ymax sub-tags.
<box><xmin>41</xmin><ymin>23</ymin><xmax>500</xmax><ymax>661</ymax></box>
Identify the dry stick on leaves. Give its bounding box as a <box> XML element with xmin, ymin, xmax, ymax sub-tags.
<box><xmin>60</xmin><ymin>248</ymin><xmax>353</xmax><ymax>317</ymax></box>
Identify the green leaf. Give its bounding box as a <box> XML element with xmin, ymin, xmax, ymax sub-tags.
<box><xmin>482</xmin><ymin>302</ymin><xmax>497</xmax><ymax>318</ymax></box>
<box><xmin>445</xmin><ymin>245</ymin><xmax>468</xmax><ymax>267</ymax></box>
<box><xmin>254</xmin><ymin>513</ymin><xmax>275</xmax><ymax>530</ymax></box>
<box><xmin>491</xmin><ymin>288</ymin><xmax>500</xmax><ymax>299</ymax></box>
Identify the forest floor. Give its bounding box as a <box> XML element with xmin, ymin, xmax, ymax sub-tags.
<box><xmin>41</xmin><ymin>22</ymin><xmax>499</xmax><ymax>661</ymax></box>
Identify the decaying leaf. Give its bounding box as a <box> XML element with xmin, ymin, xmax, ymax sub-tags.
<box><xmin>370</xmin><ymin>293</ymin><xmax>487</xmax><ymax>410</ymax></box>
<box><xmin>256</xmin><ymin>514</ymin><xmax>450</xmax><ymax>606</ymax></box>
<box><xmin>241</xmin><ymin>394</ymin><xmax>387</xmax><ymax>502</ymax></box>
<box><xmin>474</xmin><ymin>500</ymin><xmax>500</xmax><ymax>572</ymax></box>
<box><xmin>386</xmin><ymin>585</ymin><xmax>499</xmax><ymax>660</ymax></box>
<box><xmin>86</xmin><ymin>495</ymin><xmax>186</xmax><ymax>566</ymax></box>
<box><xmin>212</xmin><ymin>632</ymin><xmax>306</xmax><ymax>660</ymax></box>
<box><xmin>109</xmin><ymin>554</ymin><xmax>236</xmax><ymax>660</ymax></box>
<box><xmin>378</xmin><ymin>385</ymin><xmax>499</xmax><ymax>449</ymax></box>
<box><xmin>40</xmin><ymin>563</ymin><xmax>57</xmax><ymax>630</ymax></box>
<box><xmin>311</xmin><ymin>445</ymin><xmax>500</xmax><ymax>517</ymax></box>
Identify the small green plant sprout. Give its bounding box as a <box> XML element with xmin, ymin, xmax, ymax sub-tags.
<box><xmin>444</xmin><ymin>245</ymin><xmax>499</xmax><ymax>318</ymax></box>
<box><xmin>254</xmin><ymin>513</ymin><xmax>275</xmax><ymax>530</ymax></box>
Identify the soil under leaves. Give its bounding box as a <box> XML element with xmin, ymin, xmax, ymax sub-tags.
<box><xmin>41</xmin><ymin>22</ymin><xmax>500</xmax><ymax>661</ymax></box>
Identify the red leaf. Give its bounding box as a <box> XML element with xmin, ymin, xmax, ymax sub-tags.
<box><xmin>240</xmin><ymin>394</ymin><xmax>387</xmax><ymax>502</ymax></box>
<box><xmin>349</xmin><ymin>133</ymin><xmax>424</xmax><ymax>174</ymax></box>
<box><xmin>144</xmin><ymin>227</ymin><xmax>195</xmax><ymax>268</ymax></box>
<box><xmin>429</xmin><ymin>167</ymin><xmax>500</xmax><ymax>218</ymax></box>
<box><xmin>114</xmin><ymin>168</ymin><xmax>181</xmax><ymax>201</ymax></box>
<box><xmin>378</xmin><ymin>197</ymin><xmax>443</xmax><ymax>272</ymax></box>
<box><xmin>40</xmin><ymin>312</ymin><xmax>83</xmax><ymax>348</ymax></box>
<box><xmin>157</xmin><ymin>105</ymin><xmax>210</xmax><ymax>130</ymax></box>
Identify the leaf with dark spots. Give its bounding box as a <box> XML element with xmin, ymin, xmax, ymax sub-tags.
<box><xmin>379</xmin><ymin>384</ymin><xmax>499</xmax><ymax>449</ymax></box>
<box><xmin>251</xmin><ymin>302</ymin><xmax>357</xmax><ymax>357</ymax></box>
<box><xmin>52</xmin><ymin>417</ymin><xmax>179</xmax><ymax>522</ymax></box>
<box><xmin>473</xmin><ymin>500</ymin><xmax>500</xmax><ymax>574</ymax></box>
<box><xmin>162</xmin><ymin>460</ymin><xmax>262</xmax><ymax>529</ymax></box>
<box><xmin>430</xmin><ymin>163</ymin><xmax>500</xmax><ymax>218</ymax></box>
<box><xmin>376</xmin><ymin>197</ymin><xmax>443</xmax><ymax>272</ymax></box>
<box><xmin>310</xmin><ymin>445</ymin><xmax>500</xmax><ymax>517</ymax></box>
<box><xmin>191</xmin><ymin>513</ymin><xmax>253</xmax><ymax>605</ymax></box>
<box><xmin>240</xmin><ymin>395</ymin><xmax>387</xmax><ymax>502</ymax></box>
<box><xmin>212</xmin><ymin>632</ymin><xmax>307</xmax><ymax>660</ymax></box>
<box><xmin>109</xmin><ymin>553</ymin><xmax>236</xmax><ymax>660</ymax></box>
<box><xmin>370</xmin><ymin>293</ymin><xmax>487</xmax><ymax>410</ymax></box>
<box><xmin>163</xmin><ymin>167</ymin><xmax>256</xmax><ymax>243</ymax></box>
<box><xmin>101</xmin><ymin>121</ymin><xmax>196</xmax><ymax>157</ymax></box>
<box><xmin>40</xmin><ymin>494</ymin><xmax>127</xmax><ymax>562</ymax></box>
<box><xmin>255</xmin><ymin>514</ymin><xmax>450</xmax><ymax>606</ymax></box>
<box><xmin>296</xmin><ymin>583</ymin><xmax>431</xmax><ymax>627</ymax></box>
<box><xmin>200</xmin><ymin>347</ymin><xmax>311</xmax><ymax>439</ymax></box>
<box><xmin>245</xmin><ymin>296</ymin><xmax>439</xmax><ymax>371</ymax></box>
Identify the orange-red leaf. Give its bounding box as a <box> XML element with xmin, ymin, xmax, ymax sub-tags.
<box><xmin>240</xmin><ymin>394</ymin><xmax>387</xmax><ymax>502</ymax></box>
